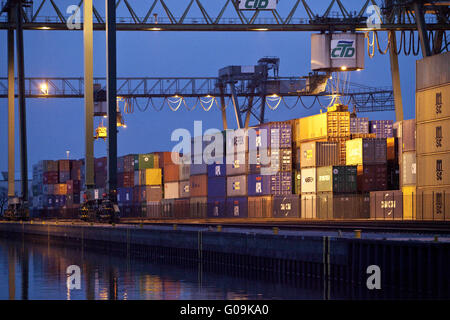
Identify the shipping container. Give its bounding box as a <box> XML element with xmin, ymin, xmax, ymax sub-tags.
<box><xmin>416</xmin><ymin>83</ymin><xmax>450</xmax><ymax>122</ymax></box>
<box><xmin>370</xmin><ymin>190</ymin><xmax>404</xmax><ymax>220</ymax></box>
<box><xmin>387</xmin><ymin>137</ymin><xmax>398</xmax><ymax>161</ymax></box>
<box><xmin>207</xmin><ymin>162</ymin><xmax>227</xmax><ymax>178</ymax></box>
<box><xmin>190</xmin><ymin>163</ymin><xmax>207</xmax><ymax>176</ymax></box>
<box><xmin>316</xmin><ymin>166</ymin><xmax>357</xmax><ymax>193</ymax></box>
<box><xmin>207</xmin><ymin>177</ymin><xmax>226</xmax><ymax>198</ymax></box>
<box><xmin>248</xmin><ymin>196</ymin><xmax>273</xmax><ymax>218</ymax></box>
<box><xmin>267</xmin><ymin>148</ymin><xmax>292</xmax><ymax>172</ymax></box>
<box><xmin>417</xmin><ymin>153</ymin><xmax>450</xmax><ymax>187</ymax></box>
<box><xmin>300</xmin><ymin>194</ymin><xmax>317</xmax><ymax>219</ymax></box>
<box><xmin>225</xmin><ymin>128</ymin><xmax>248</xmax><ymax>155</ymax></box>
<box><xmin>387</xmin><ymin>161</ymin><xmax>400</xmax><ymax>190</ymax></box>
<box><xmin>297</xmin><ymin>113</ymin><xmax>327</xmax><ymax>142</ymax></box>
<box><xmin>346</xmin><ymin>138</ymin><xmax>387</xmax><ymax>165</ymax></box>
<box><xmin>227</xmin><ymin>175</ymin><xmax>247</xmax><ymax>197</ymax></box>
<box><xmin>261</xmin><ymin>121</ymin><xmax>292</xmax><ymax>149</ymax></box>
<box><xmin>164</xmin><ymin>182</ymin><xmax>179</xmax><ymax>199</ymax></box>
<box><xmin>58</xmin><ymin>159</ymin><xmax>71</xmax><ymax>172</ymax></box>
<box><xmin>179</xmin><ymin>163</ymin><xmax>191</xmax><ymax>181</ymax></box>
<box><xmin>416</xmin><ymin>51</ymin><xmax>450</xmax><ymax>90</ymax></box>
<box><xmin>137</xmin><ymin>153</ymin><xmax>159</xmax><ymax>170</ymax></box>
<box><xmin>141</xmin><ymin>185</ymin><xmax>163</xmax><ymax>202</ymax></box>
<box><xmin>117</xmin><ymin>187</ymin><xmax>133</xmax><ymax>204</ymax></box>
<box><xmin>248</xmin><ymin>148</ymin><xmax>271</xmax><ymax>174</ymax></box>
<box><xmin>142</xmin><ymin>201</ymin><xmax>162</xmax><ymax>218</ymax></box>
<box><xmin>226</xmin><ymin>197</ymin><xmax>248</xmax><ymax>218</ymax></box>
<box><xmin>207</xmin><ymin>198</ymin><xmax>226</xmax><ymax>218</ymax></box>
<box><xmin>402</xmin><ymin>119</ymin><xmax>416</xmax><ymax>152</ymax></box>
<box><xmin>369</xmin><ymin>120</ymin><xmax>394</xmax><ymax>138</ymax></box>
<box><xmin>300</xmin><ymin>141</ymin><xmax>340</xmax><ymax>168</ymax></box>
<box><xmin>163</xmin><ymin>164</ymin><xmax>179</xmax><ymax>182</ymax></box>
<box><xmin>416</xmin><ymin>118</ymin><xmax>450</xmax><ymax>154</ymax></box>
<box><xmin>161</xmin><ymin>199</ymin><xmax>175</xmax><ymax>218</ymax></box>
<box><xmin>179</xmin><ymin>180</ymin><xmax>190</xmax><ymax>198</ymax></box>
<box><xmin>272</xmin><ymin>195</ymin><xmax>300</xmax><ymax>218</ymax></box>
<box><xmin>350</xmin><ymin>117</ymin><xmax>369</xmax><ymax>134</ymax></box>
<box><xmin>417</xmin><ymin>187</ymin><xmax>449</xmax><ymax>220</ymax></box>
<box><xmin>94</xmin><ymin>157</ymin><xmax>107</xmax><ymax>171</ymax></box>
<box><xmin>270</xmin><ymin>172</ymin><xmax>292</xmax><ymax>195</ymax></box>
<box><xmin>155</xmin><ymin>151</ymin><xmax>181</xmax><ymax>168</ymax></box>
<box><xmin>190</xmin><ymin>197</ymin><xmax>207</xmax><ymax>218</ymax></box>
<box><xmin>66</xmin><ymin>180</ymin><xmax>80</xmax><ymax>194</ymax></box>
<box><xmin>293</xmin><ymin>170</ymin><xmax>301</xmax><ymax>194</ymax></box>
<box><xmin>174</xmin><ymin>199</ymin><xmax>190</xmax><ymax>219</ymax></box>
<box><xmin>357</xmin><ymin>165</ymin><xmax>388</xmax><ymax>192</ymax></box>
<box><xmin>189</xmin><ymin>175</ymin><xmax>208</xmax><ymax>197</ymax></box>
<box><xmin>333</xmin><ymin>194</ymin><xmax>370</xmax><ymax>219</ymax></box>
<box><xmin>328</xmin><ymin>137</ymin><xmax>349</xmax><ymax>165</ymax></box>
<box><xmin>226</xmin><ymin>152</ymin><xmax>248</xmax><ymax>176</ymax></box>
<box><xmin>59</xmin><ymin>171</ymin><xmax>70</xmax><ymax>183</ymax></box>
<box><xmin>301</xmin><ymin>168</ymin><xmax>316</xmax><ymax>193</ymax></box>
<box><xmin>43</xmin><ymin>172</ymin><xmax>58</xmax><ymax>185</ymax></box>
<box><xmin>327</xmin><ymin>111</ymin><xmax>350</xmax><ymax>138</ymax></box>
<box><xmin>141</xmin><ymin>168</ymin><xmax>162</xmax><ymax>186</ymax></box>
<box><xmin>401</xmin><ymin>151</ymin><xmax>416</xmax><ymax>186</ymax></box>
<box><xmin>402</xmin><ymin>186</ymin><xmax>416</xmax><ymax>220</ymax></box>
<box><xmin>247</xmin><ymin>174</ymin><xmax>271</xmax><ymax>196</ymax></box>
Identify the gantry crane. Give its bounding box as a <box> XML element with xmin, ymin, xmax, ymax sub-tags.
<box><xmin>1</xmin><ymin>0</ymin><xmax>448</xmax><ymax>217</ymax></box>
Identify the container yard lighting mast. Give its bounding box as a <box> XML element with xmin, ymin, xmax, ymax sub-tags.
<box><xmin>1</xmin><ymin>0</ymin><xmax>449</xmax><ymax>212</ymax></box>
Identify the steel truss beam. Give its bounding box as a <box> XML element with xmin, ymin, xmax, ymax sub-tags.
<box><xmin>0</xmin><ymin>0</ymin><xmax>448</xmax><ymax>31</ymax></box>
<box><xmin>0</xmin><ymin>76</ymin><xmax>395</xmax><ymax>112</ymax></box>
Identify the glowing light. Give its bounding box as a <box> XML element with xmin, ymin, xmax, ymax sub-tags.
<box><xmin>103</xmin><ymin>115</ymin><xmax>107</xmax><ymax>118</ymax></box>
<box><xmin>40</xmin><ymin>27</ymin><xmax>51</xmax><ymax>30</ymax></box>
<box><xmin>40</xmin><ymin>82</ymin><xmax>48</xmax><ymax>95</ymax></box>
<box><xmin>329</xmin><ymin>76</ymin><xmax>332</xmax><ymax>80</ymax></box>
<box><xmin>356</xmin><ymin>68</ymin><xmax>362</xmax><ymax>71</ymax></box>
<box><xmin>148</xmin><ymin>27</ymin><xmax>162</xmax><ymax>31</ymax></box>
<box><xmin>269</xmin><ymin>94</ymin><xmax>279</xmax><ymax>98</ymax></box>
<box><xmin>123</xmin><ymin>124</ymin><xmax>127</xmax><ymax>128</ymax></box>
<box><xmin>340</xmin><ymin>66</ymin><xmax>347</xmax><ymax>71</ymax></box>
<box><xmin>252</xmin><ymin>28</ymin><xmax>268</xmax><ymax>31</ymax></box>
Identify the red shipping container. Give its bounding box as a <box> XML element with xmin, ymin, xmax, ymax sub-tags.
<box><xmin>163</xmin><ymin>164</ymin><xmax>180</xmax><ymax>182</ymax></box>
<box><xmin>95</xmin><ymin>172</ymin><xmax>107</xmax><ymax>188</ymax></box>
<box><xmin>67</xmin><ymin>180</ymin><xmax>81</xmax><ymax>194</ymax></box>
<box><xmin>59</xmin><ymin>171</ymin><xmax>71</xmax><ymax>183</ymax></box>
<box><xmin>59</xmin><ymin>160</ymin><xmax>71</xmax><ymax>172</ymax></box>
<box><xmin>357</xmin><ymin>165</ymin><xmax>387</xmax><ymax>192</ymax></box>
<box><xmin>155</xmin><ymin>151</ymin><xmax>181</xmax><ymax>168</ymax></box>
<box><xmin>123</xmin><ymin>172</ymin><xmax>134</xmax><ymax>188</ymax></box>
<box><xmin>43</xmin><ymin>171</ymin><xmax>58</xmax><ymax>184</ymax></box>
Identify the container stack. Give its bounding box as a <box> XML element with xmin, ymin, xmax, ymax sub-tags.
<box><xmin>299</xmin><ymin>141</ymin><xmax>340</xmax><ymax>218</ymax></box>
<box><xmin>117</xmin><ymin>155</ymin><xmax>134</xmax><ymax>216</ymax></box>
<box><xmin>207</xmin><ymin>133</ymin><xmax>227</xmax><ymax>218</ymax></box>
<box><xmin>226</xmin><ymin>129</ymin><xmax>249</xmax><ymax>217</ymax></box>
<box><xmin>416</xmin><ymin>51</ymin><xmax>450</xmax><ymax>220</ymax></box>
<box><xmin>190</xmin><ymin>136</ymin><xmax>208</xmax><ymax>218</ymax></box>
<box><xmin>369</xmin><ymin>120</ymin><xmax>394</xmax><ymax>138</ymax></box>
<box><xmin>132</xmin><ymin>153</ymin><xmax>162</xmax><ymax>217</ymax></box>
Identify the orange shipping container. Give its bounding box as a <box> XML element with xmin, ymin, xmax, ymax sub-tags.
<box><xmin>163</xmin><ymin>164</ymin><xmax>180</xmax><ymax>182</ymax></box>
<box><xmin>189</xmin><ymin>175</ymin><xmax>208</xmax><ymax>197</ymax></box>
<box><xmin>248</xmin><ymin>196</ymin><xmax>273</xmax><ymax>218</ymax></box>
<box><xmin>155</xmin><ymin>151</ymin><xmax>181</xmax><ymax>168</ymax></box>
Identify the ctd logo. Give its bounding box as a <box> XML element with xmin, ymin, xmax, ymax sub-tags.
<box><xmin>239</xmin><ymin>0</ymin><xmax>277</xmax><ymax>10</ymax></box>
<box><xmin>331</xmin><ymin>40</ymin><xmax>356</xmax><ymax>59</ymax></box>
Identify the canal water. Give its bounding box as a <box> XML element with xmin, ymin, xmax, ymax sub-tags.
<box><xmin>0</xmin><ymin>236</ymin><xmax>438</xmax><ymax>300</ymax></box>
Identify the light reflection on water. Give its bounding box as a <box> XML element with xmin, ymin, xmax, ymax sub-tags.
<box><xmin>0</xmin><ymin>237</ymin><xmax>325</xmax><ymax>300</ymax></box>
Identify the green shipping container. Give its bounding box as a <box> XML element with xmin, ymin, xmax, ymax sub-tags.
<box><xmin>293</xmin><ymin>170</ymin><xmax>301</xmax><ymax>194</ymax></box>
<box><xmin>135</xmin><ymin>153</ymin><xmax>159</xmax><ymax>170</ymax></box>
<box><xmin>316</xmin><ymin>166</ymin><xmax>357</xmax><ymax>193</ymax></box>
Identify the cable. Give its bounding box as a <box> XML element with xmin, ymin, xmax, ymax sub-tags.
<box><xmin>266</xmin><ymin>96</ymin><xmax>282</xmax><ymax>110</ymax></box>
<box><xmin>281</xmin><ymin>96</ymin><xmax>300</xmax><ymax>110</ymax></box>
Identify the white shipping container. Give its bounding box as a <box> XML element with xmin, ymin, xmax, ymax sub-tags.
<box><xmin>164</xmin><ymin>182</ymin><xmax>180</xmax><ymax>199</ymax></box>
<box><xmin>416</xmin><ymin>118</ymin><xmax>450</xmax><ymax>155</ymax></box>
<box><xmin>401</xmin><ymin>151</ymin><xmax>416</xmax><ymax>186</ymax></box>
<box><xmin>301</xmin><ymin>168</ymin><xmax>317</xmax><ymax>193</ymax></box>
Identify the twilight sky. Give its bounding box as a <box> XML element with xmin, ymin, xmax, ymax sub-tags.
<box><xmin>0</xmin><ymin>1</ymin><xmax>421</xmax><ymax>178</ymax></box>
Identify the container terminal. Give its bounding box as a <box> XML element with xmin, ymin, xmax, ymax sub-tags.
<box><xmin>0</xmin><ymin>0</ymin><xmax>449</xmax><ymax>301</ymax></box>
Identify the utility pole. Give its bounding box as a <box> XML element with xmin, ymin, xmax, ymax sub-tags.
<box><xmin>106</xmin><ymin>0</ymin><xmax>118</xmax><ymax>201</ymax></box>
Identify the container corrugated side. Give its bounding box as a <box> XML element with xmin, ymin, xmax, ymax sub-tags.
<box><xmin>416</xmin><ymin>187</ymin><xmax>449</xmax><ymax>220</ymax></box>
<box><xmin>164</xmin><ymin>182</ymin><xmax>179</xmax><ymax>199</ymax></box>
<box><xmin>416</xmin><ymin>83</ymin><xmax>450</xmax><ymax>122</ymax></box>
<box><xmin>226</xmin><ymin>197</ymin><xmax>248</xmax><ymax>218</ymax></box>
<box><xmin>207</xmin><ymin>198</ymin><xmax>226</xmax><ymax>218</ymax></box>
<box><xmin>416</xmin><ymin>51</ymin><xmax>450</xmax><ymax>91</ymax></box>
<box><xmin>370</xmin><ymin>190</ymin><xmax>404</xmax><ymax>219</ymax></box>
<box><xmin>248</xmin><ymin>196</ymin><xmax>273</xmax><ymax>218</ymax></box>
<box><xmin>189</xmin><ymin>196</ymin><xmax>207</xmax><ymax>218</ymax></box>
<box><xmin>300</xmin><ymin>141</ymin><xmax>339</xmax><ymax>168</ymax></box>
<box><xmin>402</xmin><ymin>119</ymin><xmax>416</xmax><ymax>152</ymax></box>
<box><xmin>298</xmin><ymin>113</ymin><xmax>327</xmax><ymax>142</ymax></box>
<box><xmin>401</xmin><ymin>151</ymin><xmax>416</xmax><ymax>186</ymax></box>
<box><xmin>416</xmin><ymin>118</ymin><xmax>450</xmax><ymax>155</ymax></box>
<box><xmin>189</xmin><ymin>175</ymin><xmax>208</xmax><ymax>197</ymax></box>
<box><xmin>227</xmin><ymin>175</ymin><xmax>247</xmax><ymax>197</ymax></box>
<box><xmin>417</xmin><ymin>153</ymin><xmax>450</xmax><ymax>187</ymax></box>
<box><xmin>402</xmin><ymin>186</ymin><xmax>416</xmax><ymax>220</ymax></box>
<box><xmin>207</xmin><ymin>177</ymin><xmax>226</xmax><ymax>198</ymax></box>
<box><xmin>272</xmin><ymin>195</ymin><xmax>300</xmax><ymax>218</ymax></box>
<box><xmin>301</xmin><ymin>168</ymin><xmax>316</xmax><ymax>193</ymax></box>
<box><xmin>178</xmin><ymin>180</ymin><xmax>190</xmax><ymax>198</ymax></box>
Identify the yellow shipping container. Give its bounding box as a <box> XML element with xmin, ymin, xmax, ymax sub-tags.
<box><xmin>298</xmin><ymin>113</ymin><xmax>327</xmax><ymax>142</ymax></box>
<box><xmin>346</xmin><ymin>138</ymin><xmax>363</xmax><ymax>165</ymax></box>
<box><xmin>402</xmin><ymin>186</ymin><xmax>416</xmax><ymax>220</ymax></box>
<box><xmin>142</xmin><ymin>168</ymin><xmax>162</xmax><ymax>186</ymax></box>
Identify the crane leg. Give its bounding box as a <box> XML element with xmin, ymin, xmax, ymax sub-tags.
<box><xmin>389</xmin><ymin>31</ymin><xmax>404</xmax><ymax>122</ymax></box>
<box><xmin>230</xmin><ymin>83</ymin><xmax>244</xmax><ymax>129</ymax></box>
<box><xmin>84</xmin><ymin>0</ymin><xmax>95</xmax><ymax>192</ymax></box>
<box><xmin>7</xmin><ymin>8</ymin><xmax>15</xmax><ymax>199</ymax></box>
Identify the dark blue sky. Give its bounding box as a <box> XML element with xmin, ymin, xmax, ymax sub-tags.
<box><xmin>0</xmin><ymin>1</ymin><xmax>419</xmax><ymax>177</ymax></box>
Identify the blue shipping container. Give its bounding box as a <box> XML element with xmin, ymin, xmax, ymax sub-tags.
<box><xmin>207</xmin><ymin>198</ymin><xmax>226</xmax><ymax>218</ymax></box>
<box><xmin>207</xmin><ymin>157</ymin><xmax>227</xmax><ymax>177</ymax></box>
<box><xmin>118</xmin><ymin>187</ymin><xmax>133</xmax><ymax>204</ymax></box>
<box><xmin>248</xmin><ymin>174</ymin><xmax>271</xmax><ymax>196</ymax></box>
<box><xmin>207</xmin><ymin>177</ymin><xmax>227</xmax><ymax>197</ymax></box>
<box><xmin>226</xmin><ymin>197</ymin><xmax>248</xmax><ymax>218</ymax></box>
